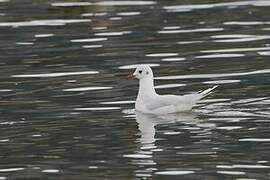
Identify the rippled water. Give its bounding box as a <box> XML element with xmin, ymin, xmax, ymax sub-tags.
<box><xmin>0</xmin><ymin>0</ymin><xmax>270</xmax><ymax>179</ymax></box>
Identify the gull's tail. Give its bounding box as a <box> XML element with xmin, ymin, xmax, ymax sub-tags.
<box><xmin>199</xmin><ymin>85</ymin><xmax>218</xmax><ymax>98</ymax></box>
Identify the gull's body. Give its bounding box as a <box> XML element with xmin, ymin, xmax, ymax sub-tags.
<box><xmin>128</xmin><ymin>65</ymin><xmax>217</xmax><ymax>114</ymax></box>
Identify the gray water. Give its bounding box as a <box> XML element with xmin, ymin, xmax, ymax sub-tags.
<box><xmin>0</xmin><ymin>0</ymin><xmax>270</xmax><ymax>179</ymax></box>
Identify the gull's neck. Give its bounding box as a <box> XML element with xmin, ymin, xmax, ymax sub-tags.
<box><xmin>138</xmin><ymin>77</ymin><xmax>157</xmax><ymax>99</ymax></box>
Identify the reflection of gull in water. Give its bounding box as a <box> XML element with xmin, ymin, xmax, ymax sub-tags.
<box><xmin>123</xmin><ymin>110</ymin><xmax>209</xmax><ymax>178</ymax></box>
<box><xmin>135</xmin><ymin>111</ymin><xmax>200</xmax><ymax>145</ymax></box>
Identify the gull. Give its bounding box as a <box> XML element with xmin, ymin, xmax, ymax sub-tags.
<box><xmin>127</xmin><ymin>65</ymin><xmax>218</xmax><ymax>114</ymax></box>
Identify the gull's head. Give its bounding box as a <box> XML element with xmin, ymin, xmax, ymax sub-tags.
<box><xmin>127</xmin><ymin>65</ymin><xmax>153</xmax><ymax>80</ymax></box>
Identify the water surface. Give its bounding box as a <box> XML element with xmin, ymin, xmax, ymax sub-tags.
<box><xmin>0</xmin><ymin>0</ymin><xmax>269</xmax><ymax>179</ymax></box>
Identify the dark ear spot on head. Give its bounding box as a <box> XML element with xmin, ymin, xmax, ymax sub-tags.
<box><xmin>146</xmin><ymin>71</ymin><xmax>149</xmax><ymax>75</ymax></box>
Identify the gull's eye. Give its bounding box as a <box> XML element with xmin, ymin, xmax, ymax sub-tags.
<box><xmin>139</xmin><ymin>70</ymin><xmax>142</xmax><ymax>74</ymax></box>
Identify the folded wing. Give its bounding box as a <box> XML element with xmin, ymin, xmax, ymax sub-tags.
<box><xmin>146</xmin><ymin>86</ymin><xmax>218</xmax><ymax>112</ymax></box>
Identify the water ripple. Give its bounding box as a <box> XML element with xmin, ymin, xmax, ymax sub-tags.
<box><xmin>234</xmin><ymin>165</ymin><xmax>270</xmax><ymax>168</ymax></box>
<box><xmin>212</xmin><ymin>34</ymin><xmax>253</xmax><ymax>39</ymax></box>
<box><xmin>217</xmin><ymin>171</ymin><xmax>245</xmax><ymax>175</ymax></box>
<box><xmin>177</xmin><ymin>151</ymin><xmax>216</xmax><ymax>155</ymax></box>
<box><xmin>210</xmin><ymin>111</ymin><xmax>257</xmax><ymax>117</ymax></box>
<box><xmin>163</xmin><ymin>26</ymin><xmax>180</xmax><ymax>30</ymax></box>
<box><xmin>203</xmin><ymin>79</ymin><xmax>241</xmax><ymax>84</ymax></box>
<box><xmin>146</xmin><ymin>53</ymin><xmax>178</xmax><ymax>57</ymax></box>
<box><xmin>12</xmin><ymin>71</ymin><xmax>98</xmax><ymax>78</ymax></box>
<box><xmin>224</xmin><ymin>21</ymin><xmax>270</xmax><ymax>25</ymax></box>
<box><xmin>63</xmin><ymin>87</ymin><xmax>112</xmax><ymax>92</ymax></box>
<box><xmin>100</xmin><ymin>100</ymin><xmax>135</xmax><ymax>105</ymax></box>
<box><xmin>95</xmin><ymin>1</ymin><xmax>156</xmax><ymax>6</ymax></box>
<box><xmin>16</xmin><ymin>42</ymin><xmax>34</xmax><ymax>45</ymax></box>
<box><xmin>196</xmin><ymin>54</ymin><xmax>245</xmax><ymax>59</ymax></box>
<box><xmin>95</xmin><ymin>31</ymin><xmax>131</xmax><ymax>36</ymax></box>
<box><xmin>88</xmin><ymin>166</ymin><xmax>98</xmax><ymax>169</ymax></box>
<box><xmin>156</xmin><ymin>69</ymin><xmax>270</xmax><ymax>80</ymax></box>
<box><xmin>216</xmin><ymin>126</ymin><xmax>242</xmax><ymax>130</ymax></box>
<box><xmin>217</xmin><ymin>164</ymin><xmax>270</xmax><ymax>169</ymax></box>
<box><xmin>92</xmin><ymin>27</ymin><xmax>107</xmax><ymax>30</ymax></box>
<box><xmin>231</xmin><ymin>97</ymin><xmax>268</xmax><ymax>104</ymax></box>
<box><xmin>201</xmin><ymin>47</ymin><xmax>270</xmax><ymax>53</ymax></box>
<box><xmin>52</xmin><ymin>1</ymin><xmax>156</xmax><ymax>7</ymax></box>
<box><xmin>119</xmin><ymin>64</ymin><xmax>160</xmax><ymax>69</ymax></box>
<box><xmin>52</xmin><ymin>2</ymin><xmax>92</xmax><ymax>7</ymax></box>
<box><xmin>0</xmin><ymin>139</ymin><xmax>9</xmax><ymax>142</ymax></box>
<box><xmin>158</xmin><ymin>28</ymin><xmax>224</xmax><ymax>34</ymax></box>
<box><xmin>162</xmin><ymin>57</ymin><xmax>186</xmax><ymax>62</ymax></box>
<box><xmin>42</xmin><ymin>169</ymin><xmax>60</xmax><ymax>173</ymax></box>
<box><xmin>117</xmin><ymin>12</ymin><xmax>141</xmax><ymax>16</ymax></box>
<box><xmin>0</xmin><ymin>19</ymin><xmax>91</xmax><ymax>27</ymax></box>
<box><xmin>123</xmin><ymin>154</ymin><xmax>152</xmax><ymax>158</ymax></box>
<box><xmin>82</xmin><ymin>45</ymin><xmax>103</xmax><ymax>48</ymax></box>
<box><xmin>177</xmin><ymin>41</ymin><xmax>204</xmax><ymax>44</ymax></box>
<box><xmin>75</xmin><ymin>107</ymin><xmax>121</xmax><ymax>111</ymax></box>
<box><xmin>81</xmin><ymin>13</ymin><xmax>108</xmax><ymax>17</ymax></box>
<box><xmin>0</xmin><ymin>89</ymin><xmax>12</xmax><ymax>92</ymax></box>
<box><xmin>71</xmin><ymin>38</ymin><xmax>108</xmax><ymax>43</ymax></box>
<box><xmin>164</xmin><ymin>0</ymin><xmax>270</xmax><ymax>12</ymax></box>
<box><xmin>239</xmin><ymin>138</ymin><xmax>270</xmax><ymax>142</ymax></box>
<box><xmin>110</xmin><ymin>17</ymin><xmax>122</xmax><ymax>21</ymax></box>
<box><xmin>0</xmin><ymin>168</ymin><xmax>25</xmax><ymax>172</ymax></box>
<box><xmin>155</xmin><ymin>171</ymin><xmax>195</xmax><ymax>175</ymax></box>
<box><xmin>212</xmin><ymin>35</ymin><xmax>270</xmax><ymax>43</ymax></box>
<box><xmin>258</xmin><ymin>51</ymin><xmax>270</xmax><ymax>56</ymax></box>
<box><xmin>35</xmin><ymin>34</ymin><xmax>54</xmax><ymax>38</ymax></box>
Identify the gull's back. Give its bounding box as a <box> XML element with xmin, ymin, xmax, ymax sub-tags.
<box><xmin>142</xmin><ymin>93</ymin><xmax>202</xmax><ymax>114</ymax></box>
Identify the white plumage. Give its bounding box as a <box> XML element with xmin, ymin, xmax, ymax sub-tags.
<box><xmin>127</xmin><ymin>65</ymin><xmax>218</xmax><ymax>114</ymax></box>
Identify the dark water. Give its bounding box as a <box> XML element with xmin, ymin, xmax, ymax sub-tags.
<box><xmin>0</xmin><ymin>0</ymin><xmax>270</xmax><ymax>179</ymax></box>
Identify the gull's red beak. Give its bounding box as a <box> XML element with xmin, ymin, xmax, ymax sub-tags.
<box><xmin>127</xmin><ymin>73</ymin><xmax>136</xmax><ymax>80</ymax></box>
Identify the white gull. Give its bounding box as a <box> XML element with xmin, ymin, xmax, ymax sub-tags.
<box><xmin>127</xmin><ymin>65</ymin><xmax>218</xmax><ymax>114</ymax></box>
